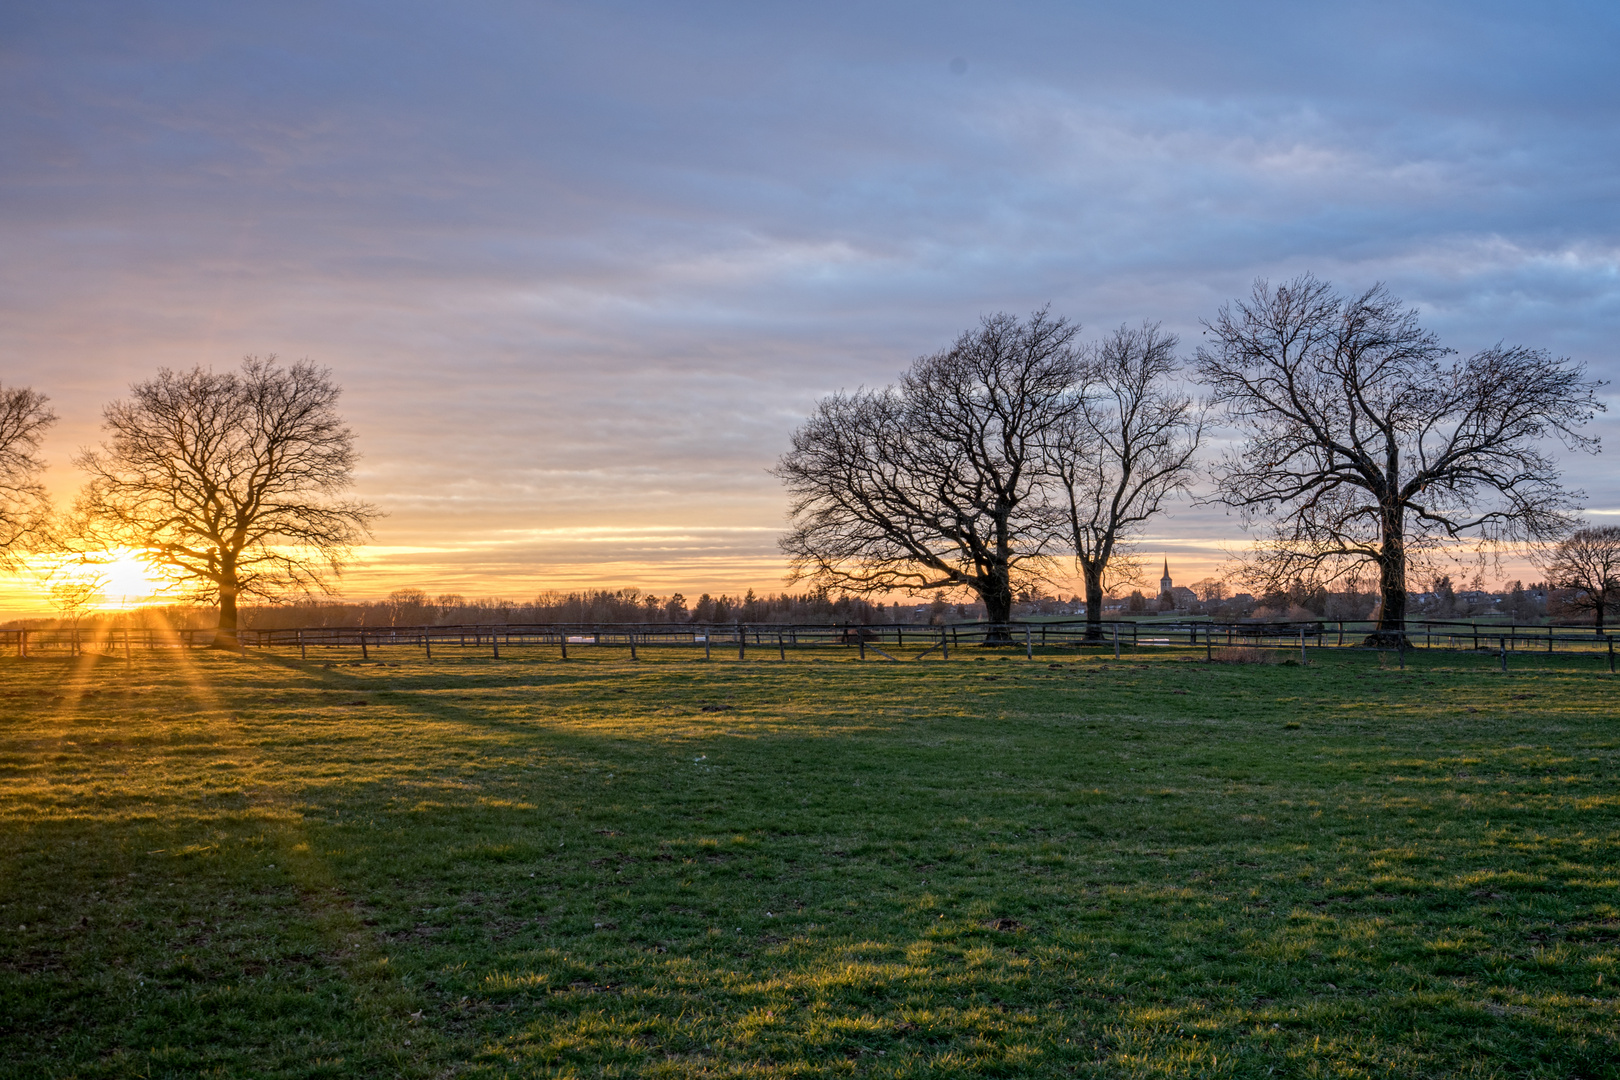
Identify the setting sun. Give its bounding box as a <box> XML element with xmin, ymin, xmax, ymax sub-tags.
<box><xmin>95</xmin><ymin>551</ymin><xmax>166</xmax><ymax>605</ymax></box>
<box><xmin>38</xmin><ymin>550</ymin><xmax>171</xmax><ymax>611</ymax></box>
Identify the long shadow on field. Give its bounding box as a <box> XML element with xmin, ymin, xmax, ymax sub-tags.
<box><xmin>0</xmin><ymin>651</ymin><xmax>426</xmax><ymax>1079</ymax></box>
<box><xmin>6</xmin><ymin>650</ymin><xmax>1617</xmax><ymax>1078</ymax></box>
<box><xmin>230</xmin><ymin>652</ymin><xmax>1620</xmax><ymax>1078</ymax></box>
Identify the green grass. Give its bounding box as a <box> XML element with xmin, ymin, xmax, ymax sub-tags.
<box><xmin>2</xmin><ymin>643</ymin><xmax>1617</xmax><ymax>1078</ymax></box>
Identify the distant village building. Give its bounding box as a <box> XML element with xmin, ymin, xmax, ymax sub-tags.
<box><xmin>1158</xmin><ymin>559</ymin><xmax>1198</xmax><ymax>610</ymax></box>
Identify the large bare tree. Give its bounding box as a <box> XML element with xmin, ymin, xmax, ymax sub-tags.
<box><xmin>1537</xmin><ymin>526</ymin><xmax>1620</xmax><ymax>631</ymax></box>
<box><xmin>776</xmin><ymin>310</ymin><xmax>1083</xmax><ymax>635</ymax></box>
<box><xmin>0</xmin><ymin>384</ymin><xmax>57</xmax><ymax>566</ymax></box>
<box><xmin>1050</xmin><ymin>323</ymin><xmax>1203</xmax><ymax>640</ymax></box>
<box><xmin>1198</xmin><ymin>275</ymin><xmax>1603</xmax><ymax>644</ymax></box>
<box><xmin>72</xmin><ymin>357</ymin><xmax>379</xmax><ymax>648</ymax></box>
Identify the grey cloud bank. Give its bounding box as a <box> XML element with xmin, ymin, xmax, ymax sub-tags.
<box><xmin>2</xmin><ymin>0</ymin><xmax>1617</xmax><ymax>602</ymax></box>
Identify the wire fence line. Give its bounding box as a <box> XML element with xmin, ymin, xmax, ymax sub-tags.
<box><xmin>3</xmin><ymin>617</ymin><xmax>1618</xmax><ymax>671</ymax></box>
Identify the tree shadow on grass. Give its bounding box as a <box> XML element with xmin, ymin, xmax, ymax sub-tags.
<box><xmin>4</xmin><ymin>650</ymin><xmax>1617</xmax><ymax>1077</ymax></box>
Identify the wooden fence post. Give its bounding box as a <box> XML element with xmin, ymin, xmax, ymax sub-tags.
<box><xmin>1500</xmin><ymin>637</ymin><xmax>1507</xmax><ymax>672</ymax></box>
<box><xmin>423</xmin><ymin>632</ymin><xmax>431</xmax><ymax>659</ymax></box>
<box><xmin>778</xmin><ymin>633</ymin><xmax>786</xmax><ymax>661</ymax></box>
<box><xmin>298</xmin><ymin>630</ymin><xmax>306</xmax><ymax>661</ymax></box>
<box><xmin>1113</xmin><ymin>625</ymin><xmax>1120</xmax><ymax>660</ymax></box>
<box><xmin>560</xmin><ymin>632</ymin><xmax>568</xmax><ymax>660</ymax></box>
<box><xmin>940</xmin><ymin>626</ymin><xmax>948</xmax><ymax>661</ymax></box>
<box><xmin>1025</xmin><ymin>625</ymin><xmax>1032</xmax><ymax>660</ymax></box>
<box><xmin>737</xmin><ymin>622</ymin><xmax>745</xmax><ymax>661</ymax></box>
<box><xmin>360</xmin><ymin>630</ymin><xmax>368</xmax><ymax>660</ymax></box>
<box><xmin>704</xmin><ymin>633</ymin><xmax>711</xmax><ymax>661</ymax></box>
<box><xmin>492</xmin><ymin>631</ymin><xmax>499</xmax><ymax>659</ymax></box>
<box><xmin>1300</xmin><ymin>627</ymin><xmax>1307</xmax><ymax>666</ymax></box>
<box><xmin>630</xmin><ymin>634</ymin><xmax>637</xmax><ymax>661</ymax></box>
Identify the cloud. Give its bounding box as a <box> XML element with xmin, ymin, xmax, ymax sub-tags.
<box><xmin>1</xmin><ymin>0</ymin><xmax>1617</xmax><ymax>605</ymax></box>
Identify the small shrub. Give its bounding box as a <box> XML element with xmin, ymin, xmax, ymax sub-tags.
<box><xmin>1212</xmin><ymin>646</ymin><xmax>1274</xmax><ymax>664</ymax></box>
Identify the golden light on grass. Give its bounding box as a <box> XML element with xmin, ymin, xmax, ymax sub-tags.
<box><xmin>4</xmin><ymin>644</ymin><xmax>1618</xmax><ymax>1075</ymax></box>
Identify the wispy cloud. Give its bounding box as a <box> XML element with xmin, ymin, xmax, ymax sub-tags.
<box><xmin>1</xmin><ymin>0</ymin><xmax>1617</xmax><ymax>609</ymax></box>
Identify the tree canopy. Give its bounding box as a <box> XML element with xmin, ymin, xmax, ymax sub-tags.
<box><xmin>72</xmin><ymin>357</ymin><xmax>380</xmax><ymax>647</ymax></box>
<box><xmin>1197</xmin><ymin>275</ymin><xmax>1603</xmax><ymax>643</ymax></box>
<box><xmin>776</xmin><ymin>310</ymin><xmax>1084</xmax><ymax>631</ymax></box>
<box><xmin>0</xmin><ymin>384</ymin><xmax>57</xmax><ymax>567</ymax></box>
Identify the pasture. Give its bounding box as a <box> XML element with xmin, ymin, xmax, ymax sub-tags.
<box><xmin>1</xmin><ymin>643</ymin><xmax>1617</xmax><ymax>1078</ymax></box>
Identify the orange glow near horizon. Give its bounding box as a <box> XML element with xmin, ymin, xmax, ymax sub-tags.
<box><xmin>0</xmin><ymin>534</ymin><xmax>1548</xmax><ymax>622</ymax></box>
<box><xmin>91</xmin><ymin>551</ymin><xmax>172</xmax><ymax>608</ymax></box>
<box><xmin>10</xmin><ymin>548</ymin><xmax>178</xmax><ymax>617</ymax></box>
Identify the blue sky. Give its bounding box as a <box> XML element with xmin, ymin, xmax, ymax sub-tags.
<box><xmin>3</xmin><ymin>1</ymin><xmax>1617</xmax><ymax>606</ymax></box>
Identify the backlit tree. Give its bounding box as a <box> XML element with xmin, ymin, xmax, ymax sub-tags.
<box><xmin>72</xmin><ymin>357</ymin><xmax>379</xmax><ymax>648</ymax></box>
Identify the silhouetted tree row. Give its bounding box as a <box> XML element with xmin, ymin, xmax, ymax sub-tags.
<box><xmin>14</xmin><ymin>577</ymin><xmax>1611</xmax><ymax>632</ymax></box>
<box><xmin>0</xmin><ymin>279</ymin><xmax>1605</xmax><ymax>647</ymax></box>
<box><xmin>780</xmin><ymin>275</ymin><xmax>1604</xmax><ymax>646</ymax></box>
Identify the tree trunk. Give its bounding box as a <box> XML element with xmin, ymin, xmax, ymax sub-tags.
<box><xmin>977</xmin><ymin>508</ymin><xmax>1019</xmax><ymax>644</ymax></box>
<box><xmin>1083</xmin><ymin>563</ymin><xmax>1106</xmax><ymax>641</ymax></box>
<box><xmin>980</xmin><ymin>565</ymin><xmax>1015</xmax><ymax>644</ymax></box>
<box><xmin>212</xmin><ymin>582</ymin><xmax>243</xmax><ymax>650</ymax></box>
<box><xmin>1366</xmin><ymin>505</ymin><xmax>1408</xmax><ymax>647</ymax></box>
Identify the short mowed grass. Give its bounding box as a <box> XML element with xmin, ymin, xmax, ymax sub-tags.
<box><xmin>2</xmin><ymin>641</ymin><xmax>1618</xmax><ymax>1078</ymax></box>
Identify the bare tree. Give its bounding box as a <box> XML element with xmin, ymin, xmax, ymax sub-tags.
<box><xmin>1050</xmin><ymin>323</ymin><xmax>1203</xmax><ymax>640</ymax></box>
<box><xmin>1198</xmin><ymin>275</ymin><xmax>1603</xmax><ymax>644</ymax></box>
<box><xmin>0</xmin><ymin>384</ymin><xmax>57</xmax><ymax>565</ymax></box>
<box><xmin>72</xmin><ymin>357</ymin><xmax>380</xmax><ymax>648</ymax></box>
<box><xmin>776</xmin><ymin>310</ymin><xmax>1083</xmax><ymax>635</ymax></box>
<box><xmin>384</xmin><ymin>587</ymin><xmax>432</xmax><ymax>626</ymax></box>
<box><xmin>40</xmin><ymin>556</ymin><xmax>111</xmax><ymax>641</ymax></box>
<box><xmin>1537</xmin><ymin>526</ymin><xmax>1620</xmax><ymax>631</ymax></box>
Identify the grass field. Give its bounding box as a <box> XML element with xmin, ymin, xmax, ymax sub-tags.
<box><xmin>2</xmin><ymin>642</ymin><xmax>1617</xmax><ymax>1078</ymax></box>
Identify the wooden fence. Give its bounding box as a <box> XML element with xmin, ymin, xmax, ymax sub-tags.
<box><xmin>4</xmin><ymin>617</ymin><xmax>1615</xmax><ymax>671</ymax></box>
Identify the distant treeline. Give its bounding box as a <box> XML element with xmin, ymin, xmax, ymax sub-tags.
<box><xmin>2</xmin><ymin>579</ymin><xmax>1585</xmax><ymax>632</ymax></box>
<box><xmin>3</xmin><ymin>588</ymin><xmax>958</xmax><ymax>631</ymax></box>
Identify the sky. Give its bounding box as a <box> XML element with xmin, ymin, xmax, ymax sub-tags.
<box><xmin>2</xmin><ymin>0</ymin><xmax>1618</xmax><ymax>613</ymax></box>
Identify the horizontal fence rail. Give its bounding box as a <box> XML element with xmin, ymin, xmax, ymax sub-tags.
<box><xmin>4</xmin><ymin>618</ymin><xmax>1617</xmax><ymax>671</ymax></box>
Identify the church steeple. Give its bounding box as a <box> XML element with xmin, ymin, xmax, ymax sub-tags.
<box><xmin>1160</xmin><ymin>559</ymin><xmax>1173</xmax><ymax>596</ymax></box>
